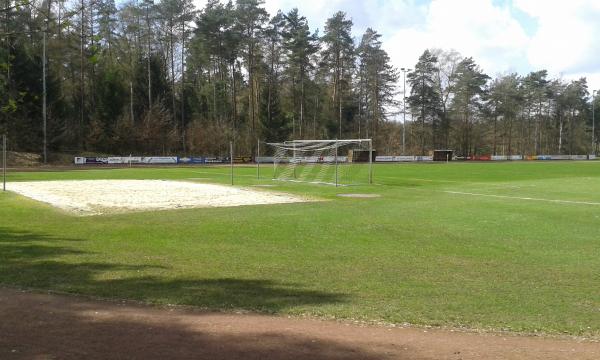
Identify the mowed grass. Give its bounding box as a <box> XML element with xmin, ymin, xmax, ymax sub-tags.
<box><xmin>1</xmin><ymin>162</ymin><xmax>600</xmax><ymax>337</ymax></box>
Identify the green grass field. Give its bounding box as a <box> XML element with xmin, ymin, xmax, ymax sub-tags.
<box><xmin>1</xmin><ymin>162</ymin><xmax>599</xmax><ymax>337</ymax></box>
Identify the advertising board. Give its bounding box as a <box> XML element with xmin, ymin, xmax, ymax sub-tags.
<box><xmin>142</xmin><ymin>157</ymin><xmax>178</xmax><ymax>164</ymax></box>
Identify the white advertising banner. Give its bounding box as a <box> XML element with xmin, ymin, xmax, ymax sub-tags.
<box><xmin>415</xmin><ymin>156</ymin><xmax>433</xmax><ymax>161</ymax></box>
<box><xmin>142</xmin><ymin>156</ymin><xmax>178</xmax><ymax>164</ymax></box>
<box><xmin>375</xmin><ymin>155</ymin><xmax>433</xmax><ymax>162</ymax></box>
<box><xmin>396</xmin><ymin>156</ymin><xmax>417</xmax><ymax>162</ymax></box>
<box><xmin>123</xmin><ymin>156</ymin><xmax>143</xmax><ymax>163</ymax></box>
<box><xmin>375</xmin><ymin>156</ymin><xmax>396</xmax><ymax>162</ymax></box>
<box><xmin>491</xmin><ymin>155</ymin><xmax>525</xmax><ymax>161</ymax></box>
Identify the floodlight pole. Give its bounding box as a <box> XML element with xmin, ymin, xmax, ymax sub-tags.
<box><xmin>2</xmin><ymin>134</ymin><xmax>6</xmax><ymax>191</ymax></box>
<box><xmin>42</xmin><ymin>0</ymin><xmax>49</xmax><ymax>164</ymax></box>
<box><xmin>272</xmin><ymin>149</ymin><xmax>276</xmax><ymax>180</ymax></box>
<box><xmin>230</xmin><ymin>141</ymin><xmax>234</xmax><ymax>185</ymax></box>
<box><xmin>293</xmin><ymin>141</ymin><xmax>297</xmax><ymax>179</ymax></box>
<box><xmin>401</xmin><ymin>68</ymin><xmax>411</xmax><ymax>155</ymax></box>
<box><xmin>335</xmin><ymin>139</ymin><xmax>339</xmax><ymax>187</ymax></box>
<box><xmin>257</xmin><ymin>139</ymin><xmax>260</xmax><ymax>179</ymax></box>
<box><xmin>368</xmin><ymin>139</ymin><xmax>373</xmax><ymax>184</ymax></box>
<box><xmin>593</xmin><ymin>90</ymin><xmax>596</xmax><ymax>155</ymax></box>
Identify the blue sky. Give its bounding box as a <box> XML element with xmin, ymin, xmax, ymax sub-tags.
<box><xmin>194</xmin><ymin>0</ymin><xmax>600</xmax><ymax>93</ymax></box>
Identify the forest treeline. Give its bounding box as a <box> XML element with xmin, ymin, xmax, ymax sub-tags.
<box><xmin>1</xmin><ymin>0</ymin><xmax>598</xmax><ymax>159</ymax></box>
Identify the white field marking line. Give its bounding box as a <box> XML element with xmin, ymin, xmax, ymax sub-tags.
<box><xmin>378</xmin><ymin>176</ymin><xmax>518</xmax><ymax>188</ymax></box>
<box><xmin>378</xmin><ymin>176</ymin><xmax>552</xmax><ymax>190</ymax></box>
<box><xmin>379</xmin><ymin>176</ymin><xmax>508</xmax><ymax>186</ymax></box>
<box><xmin>377</xmin><ymin>175</ymin><xmax>462</xmax><ymax>183</ymax></box>
<box><xmin>444</xmin><ymin>191</ymin><xmax>600</xmax><ymax>206</ymax></box>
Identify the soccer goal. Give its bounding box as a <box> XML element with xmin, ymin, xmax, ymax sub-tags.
<box><xmin>267</xmin><ymin>139</ymin><xmax>373</xmax><ymax>186</ymax></box>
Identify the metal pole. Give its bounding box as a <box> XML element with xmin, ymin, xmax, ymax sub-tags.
<box><xmin>401</xmin><ymin>68</ymin><xmax>408</xmax><ymax>155</ymax></box>
<box><xmin>368</xmin><ymin>139</ymin><xmax>373</xmax><ymax>184</ymax></box>
<box><xmin>3</xmin><ymin>134</ymin><xmax>6</xmax><ymax>191</ymax></box>
<box><xmin>230</xmin><ymin>141</ymin><xmax>233</xmax><ymax>185</ymax></box>
<box><xmin>273</xmin><ymin>146</ymin><xmax>276</xmax><ymax>180</ymax></box>
<box><xmin>593</xmin><ymin>90</ymin><xmax>596</xmax><ymax>155</ymax></box>
<box><xmin>257</xmin><ymin>139</ymin><xmax>260</xmax><ymax>179</ymax></box>
<box><xmin>42</xmin><ymin>5</ymin><xmax>48</xmax><ymax>164</ymax></box>
<box><xmin>335</xmin><ymin>139</ymin><xmax>338</xmax><ymax>187</ymax></box>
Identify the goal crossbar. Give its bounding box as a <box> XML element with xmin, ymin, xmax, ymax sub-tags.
<box><xmin>267</xmin><ymin>139</ymin><xmax>372</xmax><ymax>144</ymax></box>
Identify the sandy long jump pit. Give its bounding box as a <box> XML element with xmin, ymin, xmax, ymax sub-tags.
<box><xmin>8</xmin><ymin>180</ymin><xmax>309</xmax><ymax>216</ymax></box>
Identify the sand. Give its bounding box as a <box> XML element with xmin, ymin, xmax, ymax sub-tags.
<box><xmin>8</xmin><ymin>180</ymin><xmax>308</xmax><ymax>216</ymax></box>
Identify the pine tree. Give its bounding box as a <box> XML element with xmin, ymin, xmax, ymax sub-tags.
<box><xmin>450</xmin><ymin>57</ymin><xmax>489</xmax><ymax>156</ymax></box>
<box><xmin>321</xmin><ymin>11</ymin><xmax>354</xmax><ymax>138</ymax></box>
<box><xmin>488</xmin><ymin>73</ymin><xmax>522</xmax><ymax>156</ymax></box>
<box><xmin>408</xmin><ymin>50</ymin><xmax>441</xmax><ymax>155</ymax></box>
<box><xmin>357</xmin><ymin>28</ymin><xmax>398</xmax><ymax>143</ymax></box>
<box><xmin>281</xmin><ymin>8</ymin><xmax>318</xmax><ymax>138</ymax></box>
<box><xmin>235</xmin><ymin>0</ymin><xmax>267</xmax><ymax>148</ymax></box>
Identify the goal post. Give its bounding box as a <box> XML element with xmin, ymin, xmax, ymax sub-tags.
<box><xmin>267</xmin><ymin>139</ymin><xmax>373</xmax><ymax>186</ymax></box>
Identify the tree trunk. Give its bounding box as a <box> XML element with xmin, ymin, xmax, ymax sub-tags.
<box><xmin>89</xmin><ymin>2</ymin><xmax>95</xmax><ymax>113</ymax></box>
<box><xmin>231</xmin><ymin>60</ymin><xmax>238</xmax><ymax>133</ymax></box>
<box><xmin>130</xmin><ymin>81</ymin><xmax>134</xmax><ymax>124</ymax></box>
<box><xmin>291</xmin><ymin>74</ymin><xmax>295</xmax><ymax>137</ymax></box>
<box><xmin>181</xmin><ymin>20</ymin><xmax>186</xmax><ymax>153</ymax></box>
<box><xmin>267</xmin><ymin>40</ymin><xmax>274</xmax><ymax>128</ymax></box>
<box><xmin>146</xmin><ymin>4</ymin><xmax>152</xmax><ymax>110</ymax></box>
<box><xmin>313</xmin><ymin>96</ymin><xmax>318</xmax><ymax>139</ymax></box>
<box><xmin>247</xmin><ymin>31</ymin><xmax>256</xmax><ymax>148</ymax></box>
<box><xmin>358</xmin><ymin>74</ymin><xmax>363</xmax><ymax>139</ymax></box>
<box><xmin>508</xmin><ymin>117</ymin><xmax>514</xmax><ymax>157</ymax></box>
<box><xmin>300</xmin><ymin>69</ymin><xmax>304</xmax><ymax>138</ymax></box>
<box><xmin>420</xmin><ymin>75</ymin><xmax>425</xmax><ymax>156</ymax></box>
<box><xmin>339</xmin><ymin>58</ymin><xmax>343</xmax><ymax>139</ymax></box>
<box><xmin>170</xmin><ymin>22</ymin><xmax>176</xmax><ymax>128</ymax></box>
<box><xmin>558</xmin><ymin>114</ymin><xmax>563</xmax><ymax>154</ymax></box>
<box><xmin>80</xmin><ymin>0</ymin><xmax>85</xmax><ymax>147</ymax></box>
<box><xmin>493</xmin><ymin>113</ymin><xmax>497</xmax><ymax>156</ymax></box>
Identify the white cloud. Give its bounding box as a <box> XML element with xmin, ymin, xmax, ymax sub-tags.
<box><xmin>383</xmin><ymin>0</ymin><xmax>530</xmax><ymax>76</ymax></box>
<box><xmin>514</xmin><ymin>0</ymin><xmax>600</xmax><ymax>90</ymax></box>
<box><xmin>248</xmin><ymin>0</ymin><xmax>532</xmax><ymax>79</ymax></box>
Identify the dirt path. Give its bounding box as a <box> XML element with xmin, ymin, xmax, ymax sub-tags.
<box><xmin>1</xmin><ymin>288</ymin><xmax>598</xmax><ymax>360</ymax></box>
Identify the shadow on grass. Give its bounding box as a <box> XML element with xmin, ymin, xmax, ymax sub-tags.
<box><xmin>0</xmin><ymin>227</ymin><xmax>374</xmax><ymax>358</ymax></box>
<box><xmin>0</xmin><ymin>227</ymin><xmax>347</xmax><ymax>313</ymax></box>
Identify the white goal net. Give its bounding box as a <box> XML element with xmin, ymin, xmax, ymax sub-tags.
<box><xmin>267</xmin><ymin>139</ymin><xmax>373</xmax><ymax>186</ymax></box>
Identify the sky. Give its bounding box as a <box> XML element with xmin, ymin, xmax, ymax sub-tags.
<box><xmin>193</xmin><ymin>0</ymin><xmax>600</xmax><ymax>95</ymax></box>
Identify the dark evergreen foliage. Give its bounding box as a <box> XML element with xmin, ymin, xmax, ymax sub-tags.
<box><xmin>0</xmin><ymin>0</ymin><xmax>596</xmax><ymax>157</ymax></box>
